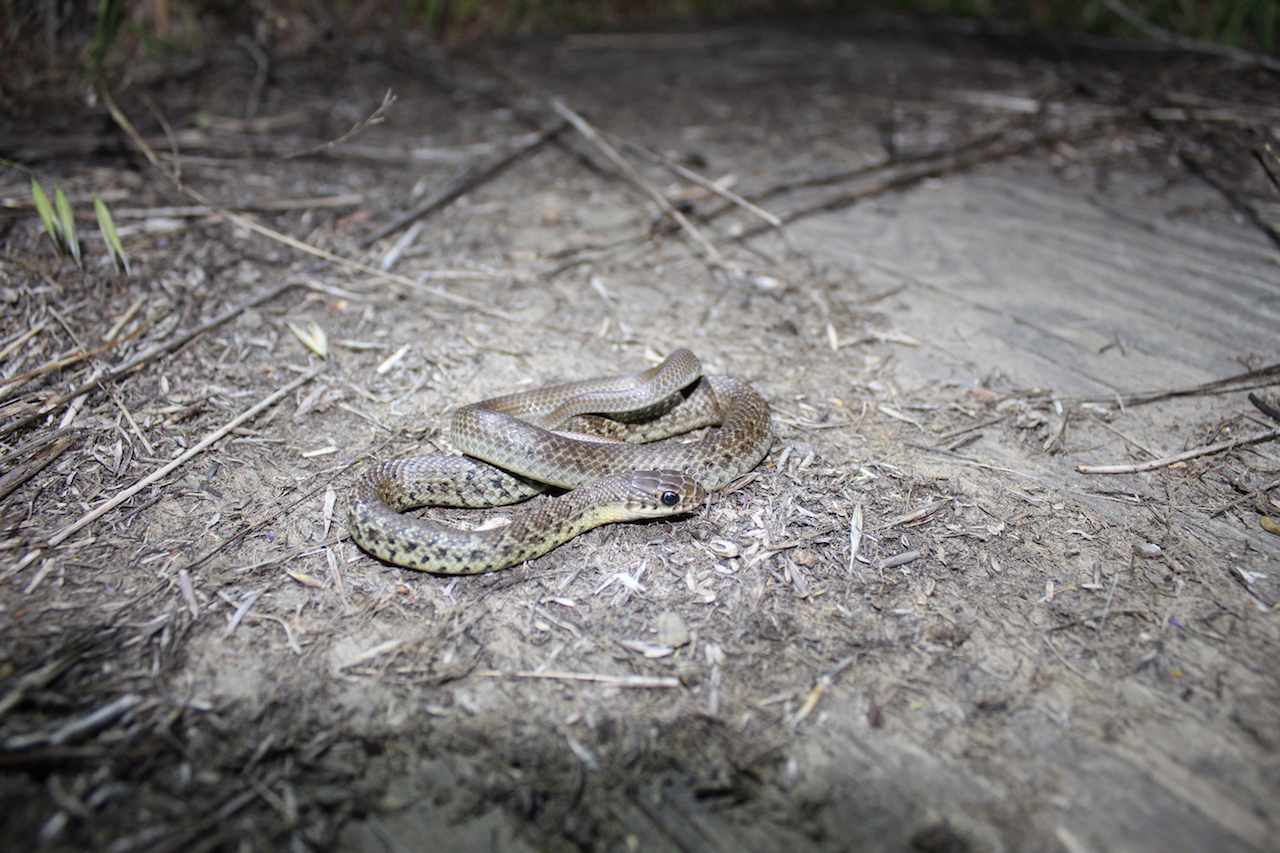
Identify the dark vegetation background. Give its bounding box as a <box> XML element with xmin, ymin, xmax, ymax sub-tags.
<box><xmin>3</xmin><ymin>0</ymin><xmax>1277</xmax><ymax>84</ymax></box>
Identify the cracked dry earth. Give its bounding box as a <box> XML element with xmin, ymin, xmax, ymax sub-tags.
<box><xmin>2</xmin><ymin>13</ymin><xmax>1279</xmax><ymax>853</ymax></box>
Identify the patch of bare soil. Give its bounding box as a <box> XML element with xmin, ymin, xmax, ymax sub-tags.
<box><xmin>2</xmin><ymin>12</ymin><xmax>1278</xmax><ymax>852</ymax></box>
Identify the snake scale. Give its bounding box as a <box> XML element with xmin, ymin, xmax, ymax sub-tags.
<box><xmin>347</xmin><ymin>349</ymin><xmax>772</xmax><ymax>574</ymax></box>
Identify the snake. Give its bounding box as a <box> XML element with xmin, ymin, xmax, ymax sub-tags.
<box><xmin>347</xmin><ymin>349</ymin><xmax>773</xmax><ymax>574</ymax></box>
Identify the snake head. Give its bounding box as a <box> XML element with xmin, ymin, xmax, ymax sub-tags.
<box><xmin>622</xmin><ymin>470</ymin><xmax>708</xmax><ymax>517</ymax></box>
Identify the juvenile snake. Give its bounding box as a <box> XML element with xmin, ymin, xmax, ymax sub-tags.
<box><xmin>348</xmin><ymin>349</ymin><xmax>772</xmax><ymax>574</ymax></box>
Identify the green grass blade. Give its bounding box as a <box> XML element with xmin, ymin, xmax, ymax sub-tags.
<box><xmin>421</xmin><ymin>0</ymin><xmax>446</xmax><ymax>31</ymax></box>
<box><xmin>53</xmin><ymin>185</ymin><xmax>82</xmax><ymax>267</ymax></box>
<box><xmin>88</xmin><ymin>0</ymin><xmax>124</xmax><ymax>77</ymax></box>
<box><xmin>94</xmin><ymin>193</ymin><xmax>130</xmax><ymax>277</ymax></box>
<box><xmin>287</xmin><ymin>319</ymin><xmax>329</xmax><ymax>358</ymax></box>
<box><xmin>31</xmin><ymin>180</ymin><xmax>62</xmax><ymax>253</ymax></box>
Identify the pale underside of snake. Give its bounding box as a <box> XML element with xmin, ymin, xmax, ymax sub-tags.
<box><xmin>347</xmin><ymin>349</ymin><xmax>773</xmax><ymax>574</ymax></box>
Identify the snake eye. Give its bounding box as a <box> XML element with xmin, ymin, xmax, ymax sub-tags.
<box><xmin>660</xmin><ymin>490</ymin><xmax>680</xmax><ymax>507</ymax></box>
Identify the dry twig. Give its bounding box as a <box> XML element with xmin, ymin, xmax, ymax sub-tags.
<box><xmin>0</xmin><ymin>322</ymin><xmax>146</xmax><ymax>396</ymax></box>
<box><xmin>282</xmin><ymin>90</ymin><xmax>397</xmax><ymax>160</ymax></box>
<box><xmin>99</xmin><ymin>88</ymin><xmax>511</xmax><ymax>320</ymax></box>
<box><xmin>12</xmin><ymin>363</ymin><xmax>328</xmax><ymax>573</ymax></box>
<box><xmin>880</xmin><ymin>497</ymin><xmax>951</xmax><ymax>530</ymax></box>
<box><xmin>0</xmin><ymin>282</ymin><xmax>296</xmax><ymax>439</ymax></box>
<box><xmin>357</xmin><ymin>120</ymin><xmax>568</xmax><ymax>248</ymax></box>
<box><xmin>619</xmin><ymin>140</ymin><xmax>783</xmax><ymax>228</ymax></box>
<box><xmin>1078</xmin><ymin>428</ymin><xmax>1280</xmax><ymax>474</ymax></box>
<box><xmin>0</xmin><ymin>430</ymin><xmax>76</xmax><ymax>502</ymax></box>
<box><xmin>548</xmin><ymin>98</ymin><xmax>730</xmax><ymax>269</ymax></box>
<box><xmin>478</xmin><ymin>670</ymin><xmax>680</xmax><ymax>688</ymax></box>
<box><xmin>792</xmin><ymin>656</ymin><xmax>854</xmax><ymax>726</ymax></box>
<box><xmin>1069</xmin><ymin>363</ymin><xmax>1280</xmax><ymax>408</ymax></box>
<box><xmin>731</xmin><ymin>126</ymin><xmax>1083</xmax><ymax>239</ymax></box>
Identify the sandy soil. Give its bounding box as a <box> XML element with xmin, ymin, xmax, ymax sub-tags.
<box><xmin>1</xmin><ymin>12</ymin><xmax>1278</xmax><ymax>853</ymax></box>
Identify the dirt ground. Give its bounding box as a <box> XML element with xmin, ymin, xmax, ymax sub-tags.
<box><xmin>2</xmin><ymin>11</ymin><xmax>1279</xmax><ymax>853</ymax></box>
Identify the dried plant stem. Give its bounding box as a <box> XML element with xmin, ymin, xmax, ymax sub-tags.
<box><xmin>282</xmin><ymin>89</ymin><xmax>396</xmax><ymax>160</ymax></box>
<box><xmin>548</xmin><ymin>98</ymin><xmax>729</xmax><ymax>269</ymax></box>
<box><xmin>99</xmin><ymin>88</ymin><xmax>512</xmax><ymax>321</ymax></box>
<box><xmin>357</xmin><ymin>119</ymin><xmax>568</xmax><ymax>248</ymax></box>
<box><xmin>105</xmin><ymin>383</ymin><xmax>156</xmax><ymax>457</ymax></box>
<box><xmin>792</xmin><ymin>655</ymin><xmax>854</xmax><ymax>726</ymax></box>
<box><xmin>479</xmin><ymin>670</ymin><xmax>680</xmax><ymax>688</ymax></box>
<box><xmin>1070</xmin><ymin>362</ymin><xmax>1280</xmax><ymax>407</ymax></box>
<box><xmin>733</xmin><ymin>128</ymin><xmax>1058</xmax><ymax>239</ymax></box>
<box><xmin>112</xmin><ymin>195</ymin><xmax>365</xmax><ymax>219</ymax></box>
<box><xmin>0</xmin><ymin>321</ymin><xmax>149</xmax><ymax>397</ymax></box>
<box><xmin>17</xmin><ymin>363</ymin><xmax>327</xmax><ymax>571</ymax></box>
<box><xmin>620</xmin><ymin>139</ymin><xmax>783</xmax><ymax>228</ymax></box>
<box><xmin>0</xmin><ymin>321</ymin><xmax>45</xmax><ymax>361</ymax></box>
<box><xmin>0</xmin><ymin>431</ymin><xmax>76</xmax><ymax>502</ymax></box>
<box><xmin>1078</xmin><ymin>428</ymin><xmax>1280</xmax><ymax>474</ymax></box>
<box><xmin>0</xmin><ymin>282</ymin><xmax>295</xmax><ymax>439</ymax></box>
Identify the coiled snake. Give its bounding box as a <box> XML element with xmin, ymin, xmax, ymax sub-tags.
<box><xmin>347</xmin><ymin>349</ymin><xmax>772</xmax><ymax>574</ymax></box>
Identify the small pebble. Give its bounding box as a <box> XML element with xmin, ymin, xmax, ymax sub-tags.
<box><xmin>656</xmin><ymin>611</ymin><xmax>691</xmax><ymax>648</ymax></box>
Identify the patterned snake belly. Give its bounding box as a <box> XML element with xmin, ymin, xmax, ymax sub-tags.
<box><xmin>347</xmin><ymin>349</ymin><xmax>773</xmax><ymax>574</ymax></box>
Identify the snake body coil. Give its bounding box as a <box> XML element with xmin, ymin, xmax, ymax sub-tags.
<box><xmin>348</xmin><ymin>350</ymin><xmax>772</xmax><ymax>574</ymax></box>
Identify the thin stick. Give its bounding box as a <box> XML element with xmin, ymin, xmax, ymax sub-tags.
<box><xmin>282</xmin><ymin>89</ymin><xmax>396</xmax><ymax>160</ymax></box>
<box><xmin>0</xmin><ymin>432</ymin><xmax>76</xmax><ymax>502</ymax></box>
<box><xmin>904</xmin><ymin>442</ymin><xmax>1052</xmax><ymax>485</ymax></box>
<box><xmin>1092</xmin><ymin>418</ymin><xmax>1168</xmax><ymax>460</ymax></box>
<box><xmin>1097</xmin><ymin>570</ymin><xmax>1122</xmax><ymax>630</ymax></box>
<box><xmin>112</xmin><ymin>195</ymin><xmax>365</xmax><ymax>218</ymax></box>
<box><xmin>548</xmin><ymin>98</ymin><xmax>729</xmax><ymax>268</ymax></box>
<box><xmin>0</xmin><ymin>654</ymin><xmax>77</xmax><ymax>719</ymax></box>
<box><xmin>620</xmin><ymin>139</ymin><xmax>783</xmax><ymax>228</ymax></box>
<box><xmin>733</xmin><ymin>128</ymin><xmax>1057</xmax><ymax>239</ymax></box>
<box><xmin>936</xmin><ymin>415</ymin><xmax>1006</xmax><ymax>440</ymax></box>
<box><xmin>0</xmin><ymin>321</ymin><xmax>45</xmax><ymax>361</ymax></box>
<box><xmin>105</xmin><ymin>383</ymin><xmax>156</xmax><ymax>457</ymax></box>
<box><xmin>879</xmin><ymin>497</ymin><xmax>951</xmax><ymax>530</ymax></box>
<box><xmin>0</xmin><ymin>282</ymin><xmax>295</xmax><ymax>439</ymax></box>
<box><xmin>1179</xmin><ymin>149</ymin><xmax>1280</xmax><ymax>251</ymax></box>
<box><xmin>98</xmin><ymin>88</ymin><xmax>511</xmax><ymax>320</ymax></box>
<box><xmin>0</xmin><ymin>329</ymin><xmax>137</xmax><ymax>395</ymax></box>
<box><xmin>0</xmin><ymin>427</ymin><xmax>78</xmax><ymax>471</ymax></box>
<box><xmin>792</xmin><ymin>655</ymin><xmax>854</xmax><ymax>726</ymax></box>
<box><xmin>1250</xmin><ymin>392</ymin><xmax>1280</xmax><ymax>425</ymax></box>
<box><xmin>357</xmin><ymin>120</ymin><xmax>568</xmax><ymax>248</ymax></box>
<box><xmin>137</xmin><ymin>92</ymin><xmax>185</xmax><ymax>185</ymax></box>
<box><xmin>1069</xmin><ymin>362</ymin><xmax>1280</xmax><ymax>407</ymax></box>
<box><xmin>1042</xmin><ymin>636</ymin><xmax>1102</xmax><ymax>687</ymax></box>
<box><xmin>35</xmin><ymin>363</ymin><xmax>327</xmax><ymax>551</ymax></box>
<box><xmin>1078</xmin><ymin>428</ymin><xmax>1280</xmax><ymax>474</ymax></box>
<box><xmin>477</xmin><ymin>669</ymin><xmax>680</xmax><ymax>688</ymax></box>
<box><xmin>103</xmin><ymin>295</ymin><xmax>146</xmax><ymax>342</ymax></box>
<box><xmin>1255</xmin><ymin>144</ymin><xmax>1280</xmax><ymax>195</ymax></box>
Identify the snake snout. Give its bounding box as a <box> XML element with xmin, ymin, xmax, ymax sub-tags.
<box><xmin>626</xmin><ymin>470</ymin><xmax>708</xmax><ymax>516</ymax></box>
